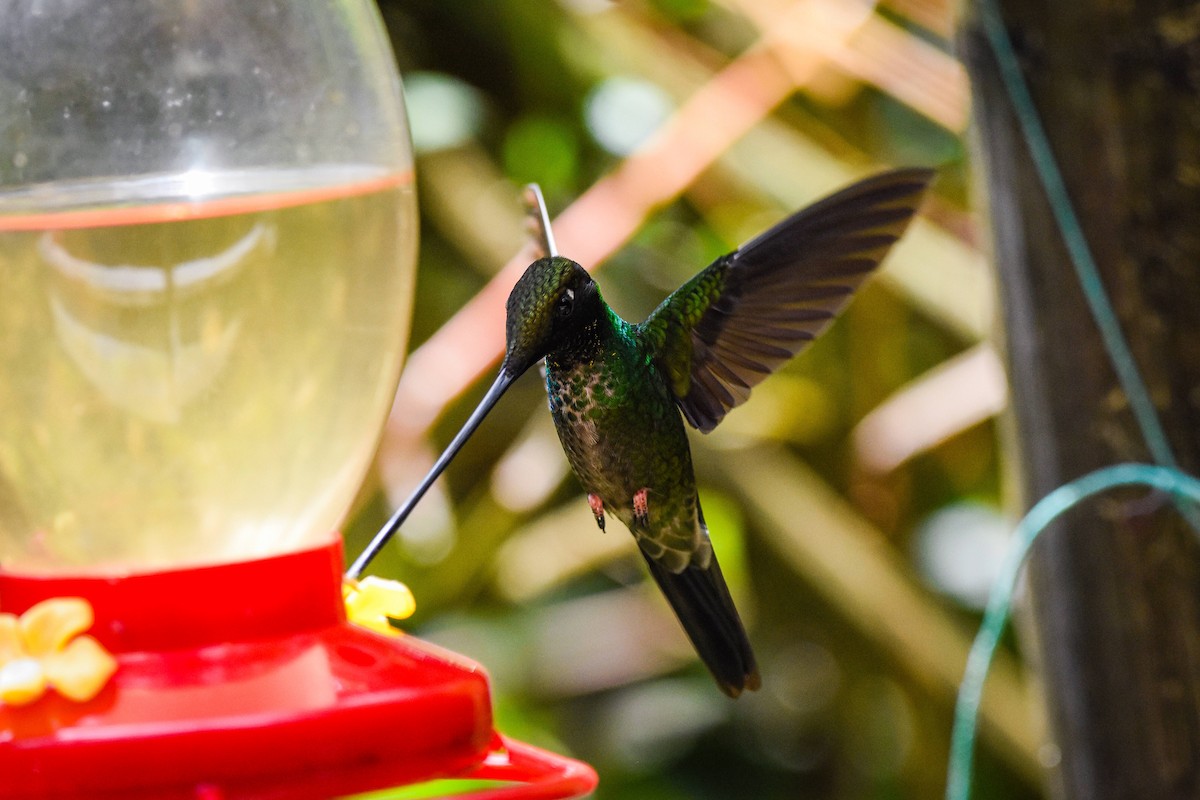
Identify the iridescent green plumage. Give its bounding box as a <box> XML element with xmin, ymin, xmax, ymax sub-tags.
<box><xmin>500</xmin><ymin>168</ymin><xmax>932</xmax><ymax>696</ymax></box>
<box><xmin>353</xmin><ymin>168</ymin><xmax>934</xmax><ymax>697</ymax></box>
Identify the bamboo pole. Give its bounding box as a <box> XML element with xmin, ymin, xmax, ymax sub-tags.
<box><xmin>962</xmin><ymin>0</ymin><xmax>1200</xmax><ymax>795</ymax></box>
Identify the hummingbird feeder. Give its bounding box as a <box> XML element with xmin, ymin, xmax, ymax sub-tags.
<box><xmin>0</xmin><ymin>3</ymin><xmax>596</xmax><ymax>797</ymax></box>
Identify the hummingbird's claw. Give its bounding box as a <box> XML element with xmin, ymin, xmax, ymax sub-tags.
<box><xmin>588</xmin><ymin>493</ymin><xmax>606</xmax><ymax>532</ymax></box>
<box><xmin>633</xmin><ymin>488</ymin><xmax>649</xmax><ymax>528</ymax></box>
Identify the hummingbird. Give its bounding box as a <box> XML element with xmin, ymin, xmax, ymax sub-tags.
<box><xmin>349</xmin><ymin>167</ymin><xmax>933</xmax><ymax>697</ymax></box>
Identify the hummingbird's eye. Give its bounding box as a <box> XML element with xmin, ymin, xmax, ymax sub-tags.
<box><xmin>555</xmin><ymin>288</ymin><xmax>575</xmax><ymax>319</ymax></box>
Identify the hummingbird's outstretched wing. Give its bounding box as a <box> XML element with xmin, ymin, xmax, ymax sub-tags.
<box><xmin>640</xmin><ymin>168</ymin><xmax>934</xmax><ymax>432</ymax></box>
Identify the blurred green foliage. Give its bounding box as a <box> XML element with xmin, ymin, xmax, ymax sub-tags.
<box><xmin>351</xmin><ymin>2</ymin><xmax>1042</xmax><ymax>798</ymax></box>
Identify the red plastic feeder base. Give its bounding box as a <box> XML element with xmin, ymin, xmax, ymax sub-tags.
<box><xmin>0</xmin><ymin>539</ymin><xmax>597</xmax><ymax>799</ymax></box>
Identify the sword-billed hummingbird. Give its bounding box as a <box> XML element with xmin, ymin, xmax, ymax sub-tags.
<box><xmin>350</xmin><ymin>168</ymin><xmax>934</xmax><ymax>697</ymax></box>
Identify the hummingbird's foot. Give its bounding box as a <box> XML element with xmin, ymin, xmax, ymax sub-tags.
<box><xmin>633</xmin><ymin>488</ymin><xmax>649</xmax><ymax>527</ymax></box>
<box><xmin>588</xmin><ymin>493</ymin><xmax>606</xmax><ymax>532</ymax></box>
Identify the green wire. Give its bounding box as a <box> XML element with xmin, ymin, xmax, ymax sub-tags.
<box><xmin>945</xmin><ymin>464</ymin><xmax>1200</xmax><ymax>800</ymax></box>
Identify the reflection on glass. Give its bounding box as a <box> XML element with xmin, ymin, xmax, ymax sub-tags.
<box><xmin>0</xmin><ymin>170</ymin><xmax>415</xmax><ymax>572</ymax></box>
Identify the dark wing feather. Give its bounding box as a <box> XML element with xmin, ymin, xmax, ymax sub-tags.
<box><xmin>641</xmin><ymin>167</ymin><xmax>934</xmax><ymax>432</ymax></box>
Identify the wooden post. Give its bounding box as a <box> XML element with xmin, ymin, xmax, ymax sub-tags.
<box><xmin>960</xmin><ymin>0</ymin><xmax>1200</xmax><ymax>797</ymax></box>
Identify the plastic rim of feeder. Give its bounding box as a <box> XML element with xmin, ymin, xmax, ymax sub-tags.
<box><xmin>0</xmin><ymin>538</ymin><xmax>597</xmax><ymax>800</ymax></box>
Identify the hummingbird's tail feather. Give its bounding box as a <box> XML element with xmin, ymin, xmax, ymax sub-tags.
<box><xmin>640</xmin><ymin>549</ymin><xmax>760</xmax><ymax>698</ymax></box>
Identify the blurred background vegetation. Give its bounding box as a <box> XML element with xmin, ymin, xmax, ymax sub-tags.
<box><xmin>348</xmin><ymin>1</ymin><xmax>1045</xmax><ymax>797</ymax></box>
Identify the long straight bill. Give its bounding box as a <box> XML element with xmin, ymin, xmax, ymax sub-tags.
<box><xmin>346</xmin><ymin>370</ymin><xmax>516</xmax><ymax>579</ymax></box>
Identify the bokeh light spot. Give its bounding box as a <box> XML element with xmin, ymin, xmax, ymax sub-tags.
<box><xmin>405</xmin><ymin>72</ymin><xmax>485</xmax><ymax>153</ymax></box>
<box><xmin>913</xmin><ymin>502</ymin><xmax>1010</xmax><ymax>609</ymax></box>
<box><xmin>584</xmin><ymin>76</ymin><xmax>673</xmax><ymax>156</ymax></box>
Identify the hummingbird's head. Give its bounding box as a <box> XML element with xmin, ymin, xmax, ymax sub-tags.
<box><xmin>503</xmin><ymin>256</ymin><xmax>599</xmax><ymax>377</ymax></box>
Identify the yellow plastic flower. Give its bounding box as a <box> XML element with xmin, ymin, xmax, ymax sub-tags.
<box><xmin>0</xmin><ymin>597</ymin><xmax>118</xmax><ymax>706</ymax></box>
<box><xmin>343</xmin><ymin>576</ymin><xmax>416</xmax><ymax>637</ymax></box>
